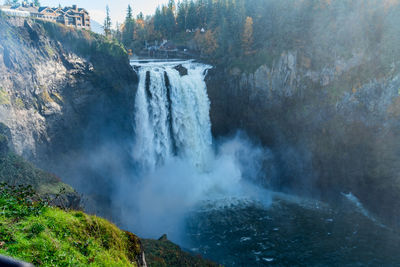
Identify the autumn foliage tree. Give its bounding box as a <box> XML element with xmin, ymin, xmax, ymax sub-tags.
<box><xmin>194</xmin><ymin>29</ymin><xmax>218</xmax><ymax>57</ymax></box>
<box><xmin>242</xmin><ymin>16</ymin><xmax>254</xmax><ymax>55</ymax></box>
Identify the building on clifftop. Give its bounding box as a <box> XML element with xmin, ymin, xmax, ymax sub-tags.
<box><xmin>0</xmin><ymin>3</ymin><xmax>91</xmax><ymax>30</ymax></box>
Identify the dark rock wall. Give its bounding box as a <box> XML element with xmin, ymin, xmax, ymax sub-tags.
<box><xmin>207</xmin><ymin>51</ymin><xmax>400</xmax><ymax>227</ymax></box>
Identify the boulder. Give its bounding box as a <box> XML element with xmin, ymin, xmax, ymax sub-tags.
<box><xmin>174</xmin><ymin>64</ymin><xmax>188</xmax><ymax>76</ymax></box>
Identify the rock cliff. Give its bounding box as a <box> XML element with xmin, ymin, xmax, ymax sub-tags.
<box><xmin>0</xmin><ymin>15</ymin><xmax>137</xmax><ymax>162</ymax></box>
<box><xmin>0</xmin><ymin>15</ymin><xmax>138</xmax><ymax>209</ymax></box>
<box><xmin>207</xmin><ymin>49</ymin><xmax>400</xmax><ymax>227</ymax></box>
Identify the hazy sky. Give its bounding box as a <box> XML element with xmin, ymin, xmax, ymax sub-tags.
<box><xmin>40</xmin><ymin>0</ymin><xmax>169</xmax><ymax>25</ymax></box>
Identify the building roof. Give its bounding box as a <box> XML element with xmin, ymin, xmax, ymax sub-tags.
<box><xmin>38</xmin><ymin>7</ymin><xmax>50</xmax><ymax>12</ymax></box>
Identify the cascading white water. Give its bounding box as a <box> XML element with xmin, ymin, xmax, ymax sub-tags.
<box><xmin>126</xmin><ymin>59</ymin><xmax>271</xmax><ymax>240</ymax></box>
<box><xmin>132</xmin><ymin>60</ymin><xmax>213</xmax><ymax>171</ymax></box>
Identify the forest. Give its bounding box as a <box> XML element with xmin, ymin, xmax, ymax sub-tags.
<box><xmin>105</xmin><ymin>0</ymin><xmax>400</xmax><ymax>71</ymax></box>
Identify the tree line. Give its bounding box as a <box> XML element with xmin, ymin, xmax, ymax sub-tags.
<box><xmin>104</xmin><ymin>0</ymin><xmax>400</xmax><ymax>70</ymax></box>
<box><xmin>104</xmin><ymin>0</ymin><xmax>254</xmax><ymax>61</ymax></box>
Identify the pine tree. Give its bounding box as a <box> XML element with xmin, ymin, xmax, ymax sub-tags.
<box><xmin>186</xmin><ymin>1</ymin><xmax>198</xmax><ymax>30</ymax></box>
<box><xmin>176</xmin><ymin>1</ymin><xmax>188</xmax><ymax>31</ymax></box>
<box><xmin>103</xmin><ymin>5</ymin><xmax>112</xmax><ymax>38</ymax></box>
<box><xmin>122</xmin><ymin>5</ymin><xmax>135</xmax><ymax>48</ymax></box>
<box><xmin>126</xmin><ymin>4</ymin><xmax>133</xmax><ymax>21</ymax></box>
<box><xmin>168</xmin><ymin>0</ymin><xmax>176</xmax><ymax>13</ymax></box>
<box><xmin>165</xmin><ymin>4</ymin><xmax>176</xmax><ymax>38</ymax></box>
<box><xmin>114</xmin><ymin>22</ymin><xmax>122</xmax><ymax>43</ymax></box>
<box><xmin>137</xmin><ymin>12</ymin><xmax>144</xmax><ymax>21</ymax></box>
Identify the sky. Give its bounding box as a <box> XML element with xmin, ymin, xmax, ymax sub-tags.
<box><xmin>40</xmin><ymin>0</ymin><xmax>169</xmax><ymax>25</ymax></box>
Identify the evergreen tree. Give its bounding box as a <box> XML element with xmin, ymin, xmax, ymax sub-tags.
<box><xmin>186</xmin><ymin>1</ymin><xmax>198</xmax><ymax>30</ymax></box>
<box><xmin>126</xmin><ymin>4</ymin><xmax>133</xmax><ymax>21</ymax></box>
<box><xmin>122</xmin><ymin>5</ymin><xmax>135</xmax><ymax>48</ymax></box>
<box><xmin>168</xmin><ymin>0</ymin><xmax>176</xmax><ymax>12</ymax></box>
<box><xmin>153</xmin><ymin>7</ymin><xmax>162</xmax><ymax>33</ymax></box>
<box><xmin>137</xmin><ymin>12</ymin><xmax>144</xmax><ymax>21</ymax></box>
<box><xmin>164</xmin><ymin>4</ymin><xmax>176</xmax><ymax>38</ymax></box>
<box><xmin>114</xmin><ymin>22</ymin><xmax>122</xmax><ymax>43</ymax></box>
<box><xmin>176</xmin><ymin>0</ymin><xmax>188</xmax><ymax>31</ymax></box>
<box><xmin>197</xmin><ymin>0</ymin><xmax>207</xmax><ymax>27</ymax></box>
<box><xmin>103</xmin><ymin>5</ymin><xmax>112</xmax><ymax>38</ymax></box>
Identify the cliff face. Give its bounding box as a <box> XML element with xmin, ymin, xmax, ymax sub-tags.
<box><xmin>207</xmin><ymin>50</ymin><xmax>400</xmax><ymax>227</ymax></box>
<box><xmin>0</xmin><ymin>16</ymin><xmax>137</xmax><ymax>203</ymax></box>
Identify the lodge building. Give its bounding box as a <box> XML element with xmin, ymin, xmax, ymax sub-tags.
<box><xmin>0</xmin><ymin>3</ymin><xmax>91</xmax><ymax>30</ymax></box>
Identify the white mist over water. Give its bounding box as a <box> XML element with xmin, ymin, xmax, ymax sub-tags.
<box><xmin>121</xmin><ymin>60</ymin><xmax>272</xmax><ymax>242</ymax></box>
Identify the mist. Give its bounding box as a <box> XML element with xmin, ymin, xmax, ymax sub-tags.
<box><xmin>113</xmin><ymin>133</ymin><xmax>274</xmax><ymax>243</ymax></box>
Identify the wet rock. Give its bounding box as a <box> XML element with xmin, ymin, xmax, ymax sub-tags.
<box><xmin>174</xmin><ymin>64</ymin><xmax>188</xmax><ymax>76</ymax></box>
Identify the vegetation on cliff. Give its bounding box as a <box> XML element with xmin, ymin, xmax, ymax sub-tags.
<box><xmin>0</xmin><ymin>123</ymin><xmax>80</xmax><ymax>209</ymax></box>
<box><xmin>0</xmin><ymin>183</ymin><xmax>142</xmax><ymax>266</ymax></box>
<box><xmin>142</xmin><ymin>236</ymin><xmax>219</xmax><ymax>267</ymax></box>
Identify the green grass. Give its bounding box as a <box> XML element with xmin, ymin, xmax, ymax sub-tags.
<box><xmin>0</xmin><ymin>184</ymin><xmax>141</xmax><ymax>266</ymax></box>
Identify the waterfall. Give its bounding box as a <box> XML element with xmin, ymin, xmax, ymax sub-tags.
<box><xmin>132</xmin><ymin>60</ymin><xmax>213</xmax><ymax>171</ymax></box>
<box><xmin>124</xmin><ymin>59</ymin><xmax>271</xmax><ymax>240</ymax></box>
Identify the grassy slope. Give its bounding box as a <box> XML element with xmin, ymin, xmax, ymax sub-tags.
<box><xmin>0</xmin><ymin>190</ymin><xmax>141</xmax><ymax>266</ymax></box>
<box><xmin>0</xmin><ymin>127</ymin><xmax>140</xmax><ymax>266</ymax></box>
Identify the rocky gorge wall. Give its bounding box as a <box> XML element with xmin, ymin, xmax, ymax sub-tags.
<box><xmin>0</xmin><ymin>15</ymin><xmax>138</xmax><ymax>210</ymax></box>
<box><xmin>207</xmin><ymin>49</ymin><xmax>400</xmax><ymax>227</ymax></box>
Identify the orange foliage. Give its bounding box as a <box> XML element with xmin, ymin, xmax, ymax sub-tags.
<box><xmin>242</xmin><ymin>16</ymin><xmax>254</xmax><ymax>55</ymax></box>
<box><xmin>194</xmin><ymin>30</ymin><xmax>218</xmax><ymax>56</ymax></box>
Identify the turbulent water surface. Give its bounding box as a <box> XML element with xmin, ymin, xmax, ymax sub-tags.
<box><xmin>129</xmin><ymin>59</ymin><xmax>400</xmax><ymax>266</ymax></box>
<box><xmin>185</xmin><ymin>195</ymin><xmax>400</xmax><ymax>266</ymax></box>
